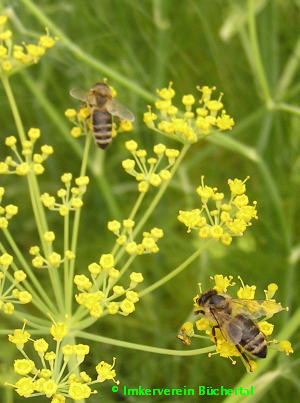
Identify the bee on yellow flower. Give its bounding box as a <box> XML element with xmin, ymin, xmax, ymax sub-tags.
<box><xmin>178</xmin><ymin>276</ymin><xmax>291</xmax><ymax>372</ymax></box>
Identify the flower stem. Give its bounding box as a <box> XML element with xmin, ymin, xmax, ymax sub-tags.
<box><xmin>76</xmin><ymin>330</ymin><xmax>215</xmax><ymax>356</ymax></box>
<box><xmin>139</xmin><ymin>240</ymin><xmax>213</xmax><ymax>297</ymax></box>
<box><xmin>277</xmin><ymin>35</ymin><xmax>300</xmax><ymax>99</ymax></box>
<box><xmin>64</xmin><ymin>213</ymin><xmax>70</xmax><ymax>312</ymax></box>
<box><xmin>1</xmin><ymin>75</ymin><xmax>65</xmax><ymax>314</ymax></box>
<box><xmin>67</xmin><ymin>132</ymin><xmax>92</xmax><ymax>314</ymax></box>
<box><xmin>129</xmin><ymin>192</ymin><xmax>146</xmax><ymax>221</ymax></box>
<box><xmin>247</xmin><ymin>0</ymin><xmax>272</xmax><ymax>105</ymax></box>
<box><xmin>276</xmin><ymin>102</ymin><xmax>300</xmax><ymax>116</ymax></box>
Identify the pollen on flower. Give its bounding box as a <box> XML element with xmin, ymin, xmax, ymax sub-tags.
<box><xmin>13</xmin><ymin>359</ymin><xmax>35</xmax><ymax>376</ymax></box>
<box><xmin>65</xmin><ymin>108</ymin><xmax>77</xmax><ymax>119</ymax></box>
<box><xmin>178</xmin><ymin>176</ymin><xmax>257</xmax><ymax>245</ymax></box>
<box><xmin>279</xmin><ymin>340</ymin><xmax>293</xmax><ymax>355</ymax></box>
<box><xmin>212</xmin><ymin>274</ymin><xmax>235</xmax><ymax>293</ymax></box>
<box><xmin>146</xmin><ymin>83</ymin><xmax>234</xmax><ymax>143</ymax></box>
<box><xmin>99</xmin><ymin>253</ymin><xmax>114</xmax><ymax>269</ymax></box>
<box><xmin>0</xmin><ymin>20</ymin><xmax>57</xmax><ymax>76</ymax></box>
<box><xmin>119</xmin><ymin>120</ymin><xmax>133</xmax><ymax>132</ymax></box>
<box><xmin>120</xmin><ymin>298</ymin><xmax>135</xmax><ymax>315</ymax></box>
<box><xmin>74</xmin><ymin>274</ymin><xmax>92</xmax><ymax>291</ymax></box>
<box><xmin>71</xmin><ymin>126</ymin><xmax>82</xmax><ymax>138</ymax></box>
<box><xmin>47</xmin><ymin>252</ymin><xmax>61</xmax><ymax>267</ymax></box>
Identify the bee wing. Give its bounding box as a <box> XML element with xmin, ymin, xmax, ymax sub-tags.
<box><xmin>230</xmin><ymin>299</ymin><xmax>284</xmax><ymax>319</ymax></box>
<box><xmin>210</xmin><ymin>309</ymin><xmax>243</xmax><ymax>345</ymax></box>
<box><xmin>69</xmin><ymin>88</ymin><xmax>89</xmax><ymax>102</ymax></box>
<box><xmin>106</xmin><ymin>98</ymin><xmax>135</xmax><ymax>122</ymax></box>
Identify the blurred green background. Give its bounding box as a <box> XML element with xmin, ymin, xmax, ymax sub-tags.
<box><xmin>0</xmin><ymin>0</ymin><xmax>299</xmax><ymax>401</ymax></box>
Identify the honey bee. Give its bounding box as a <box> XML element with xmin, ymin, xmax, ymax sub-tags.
<box><xmin>70</xmin><ymin>82</ymin><xmax>134</xmax><ymax>149</ymax></box>
<box><xmin>195</xmin><ymin>289</ymin><xmax>284</xmax><ymax>371</ymax></box>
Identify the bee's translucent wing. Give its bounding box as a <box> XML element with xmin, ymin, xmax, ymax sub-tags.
<box><xmin>69</xmin><ymin>88</ymin><xmax>89</xmax><ymax>102</ymax></box>
<box><xmin>106</xmin><ymin>98</ymin><xmax>135</xmax><ymax>122</ymax></box>
<box><xmin>210</xmin><ymin>310</ymin><xmax>242</xmax><ymax>344</ymax></box>
<box><xmin>230</xmin><ymin>299</ymin><xmax>284</xmax><ymax>319</ymax></box>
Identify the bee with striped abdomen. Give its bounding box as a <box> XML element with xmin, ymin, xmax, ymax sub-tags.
<box><xmin>194</xmin><ymin>289</ymin><xmax>284</xmax><ymax>371</ymax></box>
<box><xmin>70</xmin><ymin>82</ymin><xmax>134</xmax><ymax>149</ymax></box>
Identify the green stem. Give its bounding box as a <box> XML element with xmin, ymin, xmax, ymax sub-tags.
<box><xmin>247</xmin><ymin>0</ymin><xmax>272</xmax><ymax>105</ymax></box>
<box><xmin>90</xmin><ymin>150</ymin><xmax>121</xmax><ymax>220</ymax></box>
<box><xmin>0</xmin><ymin>329</ymin><xmax>46</xmax><ymax>335</ymax></box>
<box><xmin>256</xmin><ymin>158</ymin><xmax>291</xmax><ymax>250</ymax></box>
<box><xmin>1</xmin><ymin>76</ymin><xmax>26</xmax><ymax>141</ymax></box>
<box><xmin>64</xmin><ymin>213</ymin><xmax>70</xmax><ymax>313</ymax></box>
<box><xmin>76</xmin><ymin>331</ymin><xmax>215</xmax><ymax>356</ymax></box>
<box><xmin>20</xmin><ymin>0</ymin><xmax>154</xmax><ymax>102</ymax></box>
<box><xmin>4</xmin><ymin>386</ymin><xmax>13</xmax><ymax>403</ymax></box>
<box><xmin>13</xmin><ymin>310</ymin><xmax>50</xmax><ymax>328</ymax></box>
<box><xmin>276</xmin><ymin>102</ymin><xmax>300</xmax><ymax>116</ymax></box>
<box><xmin>139</xmin><ymin>240</ymin><xmax>212</xmax><ymax>297</ymax></box>
<box><xmin>67</xmin><ymin>132</ymin><xmax>92</xmax><ymax>313</ymax></box>
<box><xmin>128</xmin><ymin>192</ymin><xmax>146</xmax><ymax>221</ymax></box>
<box><xmin>277</xmin><ymin>35</ymin><xmax>300</xmax><ymax>100</ymax></box>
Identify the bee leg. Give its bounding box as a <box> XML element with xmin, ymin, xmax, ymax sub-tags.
<box><xmin>235</xmin><ymin>345</ymin><xmax>253</xmax><ymax>372</ymax></box>
<box><xmin>211</xmin><ymin>326</ymin><xmax>220</xmax><ymax>344</ymax></box>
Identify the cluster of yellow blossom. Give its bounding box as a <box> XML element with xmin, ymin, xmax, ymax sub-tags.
<box><xmin>0</xmin><ymin>253</ymin><xmax>31</xmax><ymax>315</ymax></box>
<box><xmin>0</xmin><ymin>16</ymin><xmax>57</xmax><ymax>75</ymax></box>
<box><xmin>123</xmin><ymin>140</ymin><xmax>179</xmax><ymax>192</ymax></box>
<box><xmin>177</xmin><ymin>176</ymin><xmax>257</xmax><ymax>246</ymax></box>
<box><xmin>75</xmin><ymin>251</ymin><xmax>144</xmax><ymax>318</ymax></box>
<box><xmin>6</xmin><ymin>322</ymin><xmax>118</xmax><ymax>401</ymax></box>
<box><xmin>0</xmin><ymin>186</ymin><xmax>19</xmax><ymax>229</ymax></box>
<box><xmin>0</xmin><ymin>129</ymin><xmax>53</xmax><ymax>176</ymax></box>
<box><xmin>40</xmin><ymin>174</ymin><xmax>89</xmax><ymax>216</ymax></box>
<box><xmin>65</xmin><ymin>102</ymin><xmax>133</xmax><ymax>140</ymax></box>
<box><xmin>29</xmin><ymin>231</ymin><xmax>75</xmax><ymax>269</ymax></box>
<box><xmin>107</xmin><ymin>219</ymin><xmax>164</xmax><ymax>255</ymax></box>
<box><xmin>143</xmin><ymin>82</ymin><xmax>234</xmax><ymax>144</ymax></box>
<box><xmin>178</xmin><ymin>275</ymin><xmax>293</xmax><ymax>371</ymax></box>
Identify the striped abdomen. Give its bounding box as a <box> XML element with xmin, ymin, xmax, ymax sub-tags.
<box><xmin>237</xmin><ymin>315</ymin><xmax>267</xmax><ymax>358</ymax></box>
<box><xmin>92</xmin><ymin>109</ymin><xmax>112</xmax><ymax>149</ymax></box>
